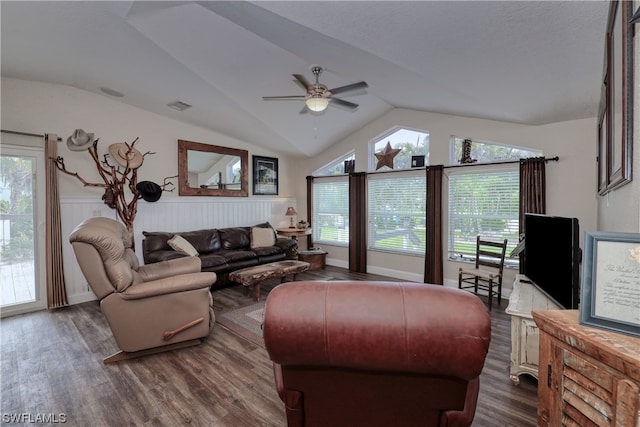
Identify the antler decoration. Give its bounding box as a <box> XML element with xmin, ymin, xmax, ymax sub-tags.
<box><xmin>162</xmin><ymin>175</ymin><xmax>178</xmax><ymax>192</ymax></box>
<box><xmin>52</xmin><ymin>136</ymin><xmax>155</xmax><ymax>241</ymax></box>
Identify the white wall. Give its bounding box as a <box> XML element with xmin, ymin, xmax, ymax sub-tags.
<box><xmin>1</xmin><ymin>78</ymin><xmax>303</xmax><ymax>303</ymax></box>
<box><xmin>1</xmin><ymin>77</ymin><xmax>298</xmax><ymax>199</ymax></box>
<box><xmin>299</xmin><ymin>108</ymin><xmax>598</xmax><ymax>289</ymax></box>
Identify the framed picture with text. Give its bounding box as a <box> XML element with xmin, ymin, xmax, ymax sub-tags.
<box><xmin>580</xmin><ymin>231</ymin><xmax>640</xmax><ymax>337</ymax></box>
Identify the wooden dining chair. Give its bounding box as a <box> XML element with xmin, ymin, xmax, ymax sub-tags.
<box><xmin>458</xmin><ymin>236</ymin><xmax>508</xmax><ymax>311</ymax></box>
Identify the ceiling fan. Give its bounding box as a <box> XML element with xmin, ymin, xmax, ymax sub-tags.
<box><xmin>262</xmin><ymin>65</ymin><xmax>368</xmax><ymax>113</ymax></box>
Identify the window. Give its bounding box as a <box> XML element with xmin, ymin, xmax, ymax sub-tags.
<box><xmin>227</xmin><ymin>158</ymin><xmax>241</xmax><ymax>183</ymax></box>
<box><xmin>368</xmin><ymin>170</ymin><xmax>426</xmax><ymax>255</ymax></box>
<box><xmin>312</xmin><ymin>177</ymin><xmax>349</xmax><ymax>246</ymax></box>
<box><xmin>448</xmin><ymin>168</ymin><xmax>519</xmax><ymax>266</ymax></box>
<box><xmin>449</xmin><ymin>137</ymin><xmax>542</xmax><ymax>165</ymax></box>
<box><xmin>315</xmin><ymin>151</ymin><xmax>355</xmax><ymax>176</ymax></box>
<box><xmin>370</xmin><ymin>127</ymin><xmax>429</xmax><ymax>171</ymax></box>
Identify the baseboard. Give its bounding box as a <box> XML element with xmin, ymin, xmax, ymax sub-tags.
<box><xmin>67</xmin><ymin>291</ymin><xmax>97</xmax><ymax>306</ymax></box>
<box><xmin>326</xmin><ymin>257</ymin><xmax>348</xmax><ymax>269</ymax></box>
<box><xmin>444</xmin><ymin>278</ymin><xmax>512</xmax><ymax>299</ymax></box>
<box><xmin>367</xmin><ymin>265</ymin><xmax>423</xmax><ymax>283</ymax></box>
<box><xmin>325</xmin><ymin>261</ymin><xmax>512</xmax><ymax>298</ymax></box>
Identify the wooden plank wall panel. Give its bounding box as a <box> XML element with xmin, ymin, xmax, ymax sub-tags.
<box><xmin>61</xmin><ymin>197</ymin><xmax>295</xmax><ymax>304</ymax></box>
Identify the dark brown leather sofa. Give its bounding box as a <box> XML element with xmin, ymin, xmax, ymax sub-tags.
<box><xmin>142</xmin><ymin>223</ymin><xmax>297</xmax><ymax>288</ymax></box>
<box><xmin>263</xmin><ymin>281</ymin><xmax>491</xmax><ymax>427</ymax></box>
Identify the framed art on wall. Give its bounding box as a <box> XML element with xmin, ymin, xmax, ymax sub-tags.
<box><xmin>597</xmin><ymin>82</ymin><xmax>608</xmax><ymax>194</ymax></box>
<box><xmin>253</xmin><ymin>155</ymin><xmax>278</xmax><ymax>195</ymax></box>
<box><xmin>580</xmin><ymin>231</ymin><xmax>640</xmax><ymax>337</ymax></box>
<box><xmin>599</xmin><ymin>0</ymin><xmax>634</xmax><ymax>195</ymax></box>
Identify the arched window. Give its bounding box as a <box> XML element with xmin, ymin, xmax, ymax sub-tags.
<box><xmin>311</xmin><ymin>151</ymin><xmax>355</xmax><ymax>246</ymax></box>
<box><xmin>366</xmin><ymin>126</ymin><xmax>429</xmax><ymax>255</ymax></box>
<box><xmin>314</xmin><ymin>150</ymin><xmax>355</xmax><ymax>176</ymax></box>
<box><xmin>369</xmin><ymin>127</ymin><xmax>429</xmax><ymax>172</ymax></box>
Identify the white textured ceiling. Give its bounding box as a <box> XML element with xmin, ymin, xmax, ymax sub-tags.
<box><xmin>1</xmin><ymin>1</ymin><xmax>609</xmax><ymax>157</ymax></box>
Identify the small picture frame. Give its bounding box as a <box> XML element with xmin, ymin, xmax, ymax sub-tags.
<box><xmin>580</xmin><ymin>231</ymin><xmax>640</xmax><ymax>337</ymax></box>
<box><xmin>344</xmin><ymin>159</ymin><xmax>355</xmax><ymax>174</ymax></box>
<box><xmin>252</xmin><ymin>155</ymin><xmax>278</xmax><ymax>195</ymax></box>
<box><xmin>411</xmin><ymin>155</ymin><xmax>425</xmax><ymax>168</ymax></box>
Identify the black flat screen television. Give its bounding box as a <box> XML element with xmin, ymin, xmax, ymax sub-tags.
<box><xmin>523</xmin><ymin>213</ymin><xmax>581</xmax><ymax>309</ymax></box>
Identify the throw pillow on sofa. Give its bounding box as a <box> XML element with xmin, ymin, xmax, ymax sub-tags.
<box><xmin>168</xmin><ymin>234</ymin><xmax>199</xmax><ymax>256</ymax></box>
<box><xmin>251</xmin><ymin>226</ymin><xmax>276</xmax><ymax>248</ymax></box>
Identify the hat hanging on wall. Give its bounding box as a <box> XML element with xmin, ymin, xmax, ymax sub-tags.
<box><xmin>108</xmin><ymin>143</ymin><xmax>143</xmax><ymax>169</ymax></box>
<box><xmin>136</xmin><ymin>181</ymin><xmax>162</xmax><ymax>202</ymax></box>
<box><xmin>66</xmin><ymin>129</ymin><xmax>95</xmax><ymax>151</ymax></box>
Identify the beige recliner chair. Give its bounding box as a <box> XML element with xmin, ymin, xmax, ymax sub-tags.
<box><xmin>69</xmin><ymin>217</ymin><xmax>216</xmax><ymax>363</ymax></box>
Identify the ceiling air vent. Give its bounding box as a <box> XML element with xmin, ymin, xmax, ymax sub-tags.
<box><xmin>167</xmin><ymin>101</ymin><xmax>192</xmax><ymax>111</ymax></box>
<box><xmin>100</xmin><ymin>87</ymin><xmax>124</xmax><ymax>98</ymax></box>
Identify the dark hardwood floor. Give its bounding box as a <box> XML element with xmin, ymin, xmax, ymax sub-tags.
<box><xmin>1</xmin><ymin>266</ymin><xmax>538</xmax><ymax>426</ymax></box>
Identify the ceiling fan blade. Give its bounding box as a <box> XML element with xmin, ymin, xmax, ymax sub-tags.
<box><xmin>262</xmin><ymin>96</ymin><xmax>306</xmax><ymax>101</ymax></box>
<box><xmin>329</xmin><ymin>97</ymin><xmax>359</xmax><ymax>110</ymax></box>
<box><xmin>328</xmin><ymin>81</ymin><xmax>368</xmax><ymax>96</ymax></box>
<box><xmin>293</xmin><ymin>74</ymin><xmax>312</xmax><ymax>91</ymax></box>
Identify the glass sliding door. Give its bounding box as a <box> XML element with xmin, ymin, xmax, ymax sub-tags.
<box><xmin>0</xmin><ymin>145</ymin><xmax>46</xmax><ymax>316</ymax></box>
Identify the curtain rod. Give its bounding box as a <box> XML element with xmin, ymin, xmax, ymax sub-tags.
<box><xmin>443</xmin><ymin>155</ymin><xmax>559</xmax><ymax>169</ymax></box>
<box><xmin>309</xmin><ymin>156</ymin><xmax>559</xmax><ymax>179</ymax></box>
<box><xmin>1</xmin><ymin>129</ymin><xmax>62</xmax><ymax>142</ymax></box>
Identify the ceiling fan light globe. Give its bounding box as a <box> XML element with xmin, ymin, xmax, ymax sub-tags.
<box><xmin>306</xmin><ymin>97</ymin><xmax>329</xmax><ymax>112</ymax></box>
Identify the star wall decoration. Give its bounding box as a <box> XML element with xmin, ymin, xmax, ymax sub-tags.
<box><xmin>374</xmin><ymin>142</ymin><xmax>401</xmax><ymax>170</ymax></box>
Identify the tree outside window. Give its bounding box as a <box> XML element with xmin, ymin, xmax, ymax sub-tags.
<box><xmin>370</xmin><ymin>127</ymin><xmax>429</xmax><ymax>171</ymax></box>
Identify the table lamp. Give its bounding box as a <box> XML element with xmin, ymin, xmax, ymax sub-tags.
<box><xmin>285</xmin><ymin>207</ymin><xmax>297</xmax><ymax>228</ymax></box>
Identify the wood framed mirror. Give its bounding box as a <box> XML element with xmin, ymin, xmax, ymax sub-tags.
<box><xmin>178</xmin><ymin>140</ymin><xmax>248</xmax><ymax>197</ymax></box>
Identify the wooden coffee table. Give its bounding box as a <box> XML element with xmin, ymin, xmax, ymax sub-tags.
<box><xmin>229</xmin><ymin>260</ymin><xmax>310</xmax><ymax>301</ymax></box>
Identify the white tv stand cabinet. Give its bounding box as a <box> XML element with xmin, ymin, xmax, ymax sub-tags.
<box><xmin>505</xmin><ymin>274</ymin><xmax>561</xmax><ymax>385</ymax></box>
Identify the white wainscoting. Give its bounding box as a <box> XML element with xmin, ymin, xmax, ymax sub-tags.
<box><xmin>61</xmin><ymin>196</ymin><xmax>296</xmax><ymax>305</ymax></box>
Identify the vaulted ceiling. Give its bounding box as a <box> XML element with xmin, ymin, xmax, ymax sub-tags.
<box><xmin>1</xmin><ymin>1</ymin><xmax>609</xmax><ymax>157</ymax></box>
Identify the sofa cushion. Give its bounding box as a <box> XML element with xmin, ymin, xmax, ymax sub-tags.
<box><xmin>179</xmin><ymin>229</ymin><xmax>221</xmax><ymax>253</ymax></box>
<box><xmin>198</xmin><ymin>253</ymin><xmax>228</xmax><ymax>270</ymax></box>
<box><xmin>142</xmin><ymin>231</ymin><xmax>173</xmax><ymax>252</ymax></box>
<box><xmin>168</xmin><ymin>235</ymin><xmax>199</xmax><ymax>256</ymax></box>
<box><xmin>251</xmin><ymin>226</ymin><xmax>276</xmax><ymax>248</ymax></box>
<box><xmin>252</xmin><ymin>246</ymin><xmax>283</xmax><ymax>257</ymax></box>
<box><xmin>254</xmin><ymin>221</ymin><xmax>274</xmax><ymax>230</ymax></box>
<box><xmin>143</xmin><ymin>229</ymin><xmax>221</xmax><ymax>254</ymax></box>
<box><xmin>145</xmin><ymin>250</ymin><xmax>187</xmax><ymax>264</ymax></box>
<box><xmin>219</xmin><ymin>227</ymin><xmax>251</xmax><ymax>250</ymax></box>
<box><xmin>217</xmin><ymin>249</ymin><xmax>257</xmax><ymax>263</ymax></box>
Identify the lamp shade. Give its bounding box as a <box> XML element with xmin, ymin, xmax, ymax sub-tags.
<box><xmin>285</xmin><ymin>207</ymin><xmax>297</xmax><ymax>216</ymax></box>
<box><xmin>306</xmin><ymin>97</ymin><xmax>329</xmax><ymax>112</ymax></box>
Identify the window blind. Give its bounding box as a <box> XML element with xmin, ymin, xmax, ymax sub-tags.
<box><xmin>312</xmin><ymin>177</ymin><xmax>349</xmax><ymax>246</ymax></box>
<box><xmin>367</xmin><ymin>171</ymin><xmax>426</xmax><ymax>255</ymax></box>
<box><xmin>448</xmin><ymin>168</ymin><xmax>519</xmax><ymax>261</ymax></box>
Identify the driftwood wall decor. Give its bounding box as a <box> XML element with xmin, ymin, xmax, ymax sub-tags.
<box><xmin>53</xmin><ymin>135</ymin><xmax>154</xmax><ymax>238</ymax></box>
